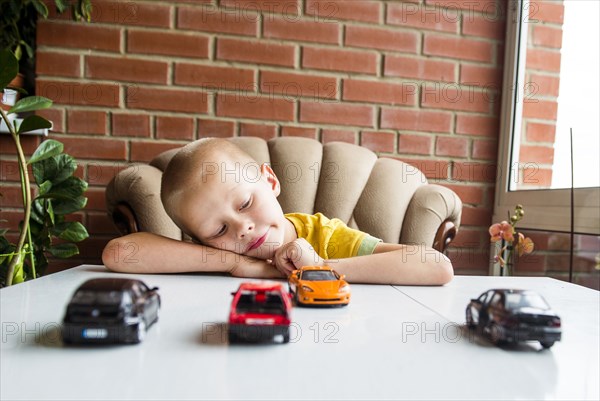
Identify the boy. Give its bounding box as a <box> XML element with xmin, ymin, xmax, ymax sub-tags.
<box><xmin>103</xmin><ymin>139</ymin><xmax>453</xmax><ymax>285</ymax></box>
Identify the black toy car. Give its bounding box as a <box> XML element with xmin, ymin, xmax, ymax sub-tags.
<box><xmin>62</xmin><ymin>278</ymin><xmax>160</xmax><ymax>344</ymax></box>
<box><xmin>466</xmin><ymin>289</ymin><xmax>562</xmax><ymax>348</ymax></box>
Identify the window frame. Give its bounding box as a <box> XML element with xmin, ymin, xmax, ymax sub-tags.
<box><xmin>495</xmin><ymin>0</ymin><xmax>600</xmax><ymax>235</ymax></box>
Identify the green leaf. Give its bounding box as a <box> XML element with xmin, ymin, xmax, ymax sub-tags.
<box><xmin>8</xmin><ymin>96</ymin><xmax>53</xmax><ymax>115</ymax></box>
<box><xmin>52</xmin><ymin>221</ymin><xmax>89</xmax><ymax>242</ymax></box>
<box><xmin>52</xmin><ymin>196</ymin><xmax>87</xmax><ymax>215</ymax></box>
<box><xmin>39</xmin><ymin>180</ymin><xmax>52</xmax><ymax>195</ymax></box>
<box><xmin>46</xmin><ymin>199</ymin><xmax>55</xmax><ymax>226</ymax></box>
<box><xmin>48</xmin><ymin>176</ymin><xmax>88</xmax><ymax>199</ymax></box>
<box><xmin>32</xmin><ymin>0</ymin><xmax>50</xmax><ymax>18</ymax></box>
<box><xmin>55</xmin><ymin>0</ymin><xmax>68</xmax><ymax>13</ymax></box>
<box><xmin>48</xmin><ymin>243</ymin><xmax>79</xmax><ymax>258</ymax></box>
<box><xmin>35</xmin><ymin>154</ymin><xmax>76</xmax><ymax>185</ymax></box>
<box><xmin>30</xmin><ymin>199</ymin><xmax>45</xmax><ymax>225</ymax></box>
<box><xmin>17</xmin><ymin>115</ymin><xmax>52</xmax><ymax>134</ymax></box>
<box><xmin>0</xmin><ymin>50</ymin><xmax>19</xmax><ymax>91</ymax></box>
<box><xmin>29</xmin><ymin>139</ymin><xmax>63</xmax><ymax>165</ymax></box>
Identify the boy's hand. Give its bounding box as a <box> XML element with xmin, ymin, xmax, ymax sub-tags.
<box><xmin>230</xmin><ymin>256</ymin><xmax>285</xmax><ymax>279</ymax></box>
<box><xmin>271</xmin><ymin>238</ymin><xmax>325</xmax><ymax>276</ymax></box>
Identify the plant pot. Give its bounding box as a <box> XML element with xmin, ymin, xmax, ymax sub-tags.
<box><xmin>1</xmin><ymin>73</ymin><xmax>24</xmax><ymax>111</ymax></box>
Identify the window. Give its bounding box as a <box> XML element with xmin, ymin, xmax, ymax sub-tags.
<box><xmin>496</xmin><ymin>0</ymin><xmax>599</xmax><ymax>234</ymax></box>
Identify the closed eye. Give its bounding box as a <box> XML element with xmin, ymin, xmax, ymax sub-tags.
<box><xmin>239</xmin><ymin>196</ymin><xmax>252</xmax><ymax>211</ymax></box>
<box><xmin>213</xmin><ymin>225</ymin><xmax>226</xmax><ymax>238</ymax></box>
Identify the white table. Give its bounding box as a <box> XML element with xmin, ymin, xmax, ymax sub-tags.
<box><xmin>1</xmin><ymin>265</ymin><xmax>598</xmax><ymax>400</ymax></box>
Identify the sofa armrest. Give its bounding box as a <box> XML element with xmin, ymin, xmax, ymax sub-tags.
<box><xmin>400</xmin><ymin>184</ymin><xmax>462</xmax><ymax>253</ymax></box>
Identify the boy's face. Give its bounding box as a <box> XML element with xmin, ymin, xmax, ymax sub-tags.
<box><xmin>178</xmin><ymin>160</ymin><xmax>290</xmax><ymax>260</ymax></box>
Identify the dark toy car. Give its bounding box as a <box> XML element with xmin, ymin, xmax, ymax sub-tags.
<box><xmin>228</xmin><ymin>282</ymin><xmax>292</xmax><ymax>344</ymax></box>
<box><xmin>466</xmin><ymin>289</ymin><xmax>562</xmax><ymax>348</ymax></box>
<box><xmin>62</xmin><ymin>278</ymin><xmax>160</xmax><ymax>344</ymax></box>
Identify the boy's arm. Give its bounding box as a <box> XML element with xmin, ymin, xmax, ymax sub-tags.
<box><xmin>327</xmin><ymin>243</ymin><xmax>454</xmax><ymax>286</ymax></box>
<box><xmin>102</xmin><ymin>232</ymin><xmax>284</xmax><ymax>279</ymax></box>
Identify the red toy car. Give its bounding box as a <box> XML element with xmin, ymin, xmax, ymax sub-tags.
<box><xmin>228</xmin><ymin>282</ymin><xmax>292</xmax><ymax>344</ymax></box>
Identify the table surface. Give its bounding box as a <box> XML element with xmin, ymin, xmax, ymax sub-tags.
<box><xmin>1</xmin><ymin>265</ymin><xmax>598</xmax><ymax>400</ymax></box>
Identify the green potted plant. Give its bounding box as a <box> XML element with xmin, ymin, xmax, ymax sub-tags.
<box><xmin>0</xmin><ymin>50</ymin><xmax>89</xmax><ymax>287</ymax></box>
<box><xmin>0</xmin><ymin>0</ymin><xmax>92</xmax><ymax>93</ymax></box>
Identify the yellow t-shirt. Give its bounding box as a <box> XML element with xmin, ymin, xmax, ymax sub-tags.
<box><xmin>285</xmin><ymin>212</ymin><xmax>382</xmax><ymax>260</ymax></box>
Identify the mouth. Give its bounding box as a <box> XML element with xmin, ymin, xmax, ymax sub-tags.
<box><xmin>246</xmin><ymin>229</ymin><xmax>269</xmax><ymax>252</ymax></box>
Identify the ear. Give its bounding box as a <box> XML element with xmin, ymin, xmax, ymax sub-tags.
<box><xmin>260</xmin><ymin>164</ymin><xmax>280</xmax><ymax>197</ymax></box>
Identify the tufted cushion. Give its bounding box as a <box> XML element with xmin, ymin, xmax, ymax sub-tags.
<box><xmin>106</xmin><ymin>137</ymin><xmax>462</xmax><ymax>249</ymax></box>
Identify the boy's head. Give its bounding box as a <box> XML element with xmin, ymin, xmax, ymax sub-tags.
<box><xmin>161</xmin><ymin>138</ymin><xmax>289</xmax><ymax>260</ymax></box>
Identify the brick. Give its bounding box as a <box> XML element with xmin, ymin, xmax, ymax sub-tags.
<box><xmin>85</xmin><ymin>187</ymin><xmax>108</xmax><ymax>211</ymax></box>
<box><xmin>175</xmin><ymin>64</ymin><xmax>255</xmax><ymax>91</ymax></box>
<box><xmin>526</xmin><ymin>122</ymin><xmax>555</xmax><ymax>143</ymax></box>
<box><xmin>525</xmin><ymin>49</ymin><xmax>561</xmax><ymax>72</ymax></box>
<box><xmin>360</xmin><ymin>131</ymin><xmax>395</xmax><ymax>153</ymax></box>
<box><xmin>126</xmin><ymin>87</ymin><xmax>209</xmax><ymax>113</ymax></box>
<box><xmin>281</xmin><ymin>126</ymin><xmax>317</xmax><ymax>138</ymax></box>
<box><xmin>36</xmin><ymin>80</ymin><xmax>119</xmax><ymax>107</ymax></box>
<box><xmin>36</xmin><ymin>109</ymin><xmax>64</xmax><ymax>133</ymax></box>
<box><xmin>395</xmin><ymin>157</ymin><xmax>450</xmax><ymax>180</ymax></box>
<box><xmin>452</xmin><ymin>228</ymin><xmax>483</xmax><ymax>247</ymax></box>
<box><xmin>86</xmin><ymin>163</ymin><xmax>129</xmax><ymax>186</ymax></box>
<box><xmin>452</xmin><ymin>161</ymin><xmax>497</xmax><ymax>183</ymax></box>
<box><xmin>462</xmin><ymin>14</ymin><xmax>505</xmax><ymax>40</ymax></box>
<box><xmin>384</xmin><ymin>55</ymin><xmax>456</xmax><ymax>83</ymax></box>
<box><xmin>59</xmin><ymin>137</ymin><xmax>127</xmax><ymax>161</ymax></box>
<box><xmin>85</xmin><ymin>56</ymin><xmax>168</xmax><ymax>84</ymax></box>
<box><xmin>381</xmin><ymin>108</ymin><xmax>452</xmax><ymax>133</ymax></box>
<box><xmin>533</xmin><ymin>25</ymin><xmax>562</xmax><ymax>49</ymax></box>
<box><xmin>519</xmin><ymin>145</ymin><xmax>554</xmax><ymax>165</ymax></box>
<box><xmin>67</xmin><ymin>110</ymin><xmax>106</xmax><ymax>135</ymax></box>
<box><xmin>436</xmin><ymin>136</ymin><xmax>468</xmax><ymax>157</ymax></box>
<box><xmin>128</xmin><ymin>30</ymin><xmax>209</xmax><ymax>58</ymax></box>
<box><xmin>321</xmin><ymin>129</ymin><xmax>356</xmax><ymax>144</ymax></box>
<box><xmin>530</xmin><ymin>0</ymin><xmax>564</xmax><ymax>24</ymax></box>
<box><xmin>111</xmin><ymin>113</ymin><xmax>151</xmax><ymax>137</ymax></box>
<box><xmin>300</xmin><ymin>101</ymin><xmax>374</xmax><ymax>127</ymax></box>
<box><xmin>522</xmin><ymin>100</ymin><xmax>557</xmax><ymax>120</ymax></box>
<box><xmin>216</xmin><ymin>93</ymin><xmax>294</xmax><ymax>121</ymax></box>
<box><xmin>221</xmin><ymin>0</ymin><xmax>300</xmax><ymax>14</ymax></box>
<box><xmin>345</xmin><ymin>26</ymin><xmax>418</xmax><ymax>53</ymax></box>
<box><xmin>529</xmin><ymin>73</ymin><xmax>559</xmax><ymax>97</ymax></box>
<box><xmin>261</xmin><ymin>71</ymin><xmax>337</xmax><ymax>100</ymax></box>
<box><xmin>130</xmin><ymin>141</ymin><xmax>184</xmax><ymax>163</ymax></box>
<box><xmin>240</xmin><ymin>123</ymin><xmax>278</xmax><ymax>140</ymax></box>
<box><xmin>37</xmin><ymin>21</ymin><xmax>120</xmax><ymax>52</ymax></box>
<box><xmin>87</xmin><ymin>213</ymin><xmax>120</xmax><ymax>235</ymax></box>
<box><xmin>472</xmin><ymin>139</ymin><xmax>497</xmax><ymax>160</ymax></box>
<box><xmin>460</xmin><ymin>64</ymin><xmax>502</xmax><ymax>88</ymax></box>
<box><xmin>397</xmin><ymin>134</ymin><xmax>432</xmax><ymax>155</ymax></box>
<box><xmin>421</xmin><ymin>84</ymin><xmax>491</xmax><ymax>113</ymax></box>
<box><xmin>178</xmin><ymin>6</ymin><xmax>258</xmax><ymax>36</ymax></box>
<box><xmin>426</xmin><ymin>0</ymin><xmax>498</xmax><ymax>13</ymax></box>
<box><xmin>302</xmin><ymin>47</ymin><xmax>377</xmax><ymax>74</ymax></box>
<box><xmin>217</xmin><ymin>38</ymin><xmax>295</xmax><ymax>67</ymax></box>
<box><xmin>305</xmin><ymin>0</ymin><xmax>381</xmax><ymax>23</ymax></box>
<box><xmin>460</xmin><ymin>206</ymin><xmax>492</xmax><ymax>226</ymax></box>
<box><xmin>446</xmin><ymin>248</ymin><xmax>489</xmax><ymax>274</ymax></box>
<box><xmin>0</xmin><ymin>135</ymin><xmax>40</xmax><ymax>156</ymax></box>
<box><xmin>387</xmin><ymin>2</ymin><xmax>459</xmax><ymax>33</ymax></box>
<box><xmin>520</xmin><ymin>166</ymin><xmax>552</xmax><ymax>187</ymax></box>
<box><xmin>156</xmin><ymin>116</ymin><xmax>194</xmax><ymax>140</ymax></box>
<box><xmin>264</xmin><ymin>17</ymin><xmax>339</xmax><ymax>45</ymax></box>
<box><xmin>438</xmin><ymin>183</ymin><xmax>484</xmax><ymax>204</ymax></box>
<box><xmin>0</xmin><ymin>160</ymin><xmax>23</xmax><ymax>182</ymax></box>
<box><xmin>36</xmin><ymin>52</ymin><xmax>80</xmax><ymax>77</ymax></box>
<box><xmin>424</xmin><ymin>34</ymin><xmax>493</xmax><ymax>63</ymax></box>
<box><xmin>198</xmin><ymin>119</ymin><xmax>236</xmax><ymax>138</ymax></box>
<box><xmin>0</xmin><ymin>185</ymin><xmax>26</xmax><ymax>208</ymax></box>
<box><xmin>456</xmin><ymin>114</ymin><xmax>498</xmax><ymax>137</ymax></box>
<box><xmin>91</xmin><ymin>1</ymin><xmax>171</xmax><ymax>27</ymax></box>
<box><xmin>343</xmin><ymin>79</ymin><xmax>416</xmax><ymax>106</ymax></box>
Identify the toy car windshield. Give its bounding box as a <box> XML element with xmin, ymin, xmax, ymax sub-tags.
<box><xmin>505</xmin><ymin>293</ymin><xmax>550</xmax><ymax>310</ymax></box>
<box><xmin>301</xmin><ymin>270</ymin><xmax>337</xmax><ymax>281</ymax></box>
<box><xmin>235</xmin><ymin>291</ymin><xmax>286</xmax><ymax>315</ymax></box>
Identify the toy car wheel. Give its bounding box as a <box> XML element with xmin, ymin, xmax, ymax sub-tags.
<box><xmin>282</xmin><ymin>329</ymin><xmax>290</xmax><ymax>344</ymax></box>
<box><xmin>540</xmin><ymin>341</ymin><xmax>555</xmax><ymax>349</ymax></box>
<box><xmin>135</xmin><ymin>320</ymin><xmax>147</xmax><ymax>343</ymax></box>
<box><xmin>228</xmin><ymin>332</ymin><xmax>238</xmax><ymax>344</ymax></box>
<box><xmin>488</xmin><ymin>323</ymin><xmax>505</xmax><ymax>345</ymax></box>
<box><xmin>465</xmin><ymin>309</ymin><xmax>476</xmax><ymax>329</ymax></box>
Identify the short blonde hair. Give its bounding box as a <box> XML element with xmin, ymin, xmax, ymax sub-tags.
<box><xmin>160</xmin><ymin>138</ymin><xmax>256</xmax><ymax>235</ymax></box>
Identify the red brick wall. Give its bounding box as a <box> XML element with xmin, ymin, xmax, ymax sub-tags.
<box><xmin>3</xmin><ymin>0</ymin><xmax>508</xmax><ymax>275</ymax></box>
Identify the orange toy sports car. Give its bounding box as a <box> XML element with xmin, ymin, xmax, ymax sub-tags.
<box><xmin>288</xmin><ymin>266</ymin><xmax>350</xmax><ymax>306</ymax></box>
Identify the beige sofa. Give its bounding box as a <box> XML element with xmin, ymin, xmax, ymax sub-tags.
<box><xmin>105</xmin><ymin>137</ymin><xmax>462</xmax><ymax>253</ymax></box>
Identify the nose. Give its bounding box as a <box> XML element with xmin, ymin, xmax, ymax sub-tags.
<box><xmin>237</xmin><ymin>220</ymin><xmax>254</xmax><ymax>239</ymax></box>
